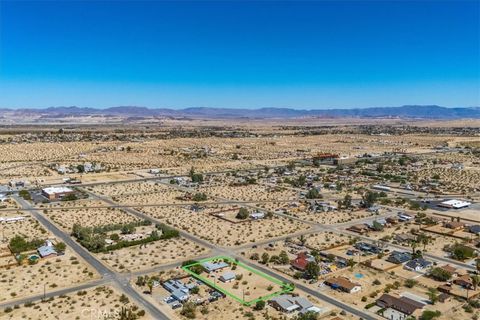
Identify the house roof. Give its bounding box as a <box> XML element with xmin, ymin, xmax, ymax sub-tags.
<box><xmin>270</xmin><ymin>295</ymin><xmax>300</xmax><ymax>312</ymax></box>
<box><xmin>376</xmin><ymin>294</ymin><xmax>424</xmax><ymax>315</ymax></box>
<box><xmin>326</xmin><ymin>277</ymin><xmax>360</xmax><ymax>291</ymax></box>
<box><xmin>439</xmin><ymin>264</ymin><xmax>457</xmax><ymax>274</ymax></box>
<box><xmin>202</xmin><ymin>261</ymin><xmax>229</xmax><ymax>272</ymax></box>
<box><xmin>220</xmin><ymin>272</ymin><xmax>236</xmax><ymax>281</ymax></box>
<box><xmin>37</xmin><ymin>245</ymin><xmax>57</xmax><ymax>257</ymax></box>
<box><xmin>405</xmin><ymin>258</ymin><xmax>431</xmax><ymax>269</ymax></box>
<box><xmin>387</xmin><ymin>251</ymin><xmax>412</xmax><ymax>264</ymax></box>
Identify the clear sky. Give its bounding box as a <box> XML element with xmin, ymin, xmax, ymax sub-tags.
<box><xmin>0</xmin><ymin>0</ymin><xmax>479</xmax><ymax>109</ymax></box>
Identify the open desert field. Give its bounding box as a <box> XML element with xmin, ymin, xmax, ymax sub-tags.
<box><xmin>97</xmin><ymin>237</ymin><xmax>209</xmax><ymax>273</ymax></box>
<box><xmin>45</xmin><ymin>206</ymin><xmax>140</xmax><ymax>231</ymax></box>
<box><xmin>139</xmin><ymin>205</ymin><xmax>309</xmax><ymax>246</ymax></box>
<box><xmin>0</xmin><ymin>248</ymin><xmax>98</xmax><ymax>302</ymax></box>
<box><xmin>0</xmin><ymin>285</ymin><xmax>151</xmax><ymax>320</ymax></box>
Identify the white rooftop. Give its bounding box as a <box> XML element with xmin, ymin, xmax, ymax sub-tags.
<box><xmin>440</xmin><ymin>199</ymin><xmax>471</xmax><ymax>209</ymax></box>
<box><xmin>42</xmin><ymin>186</ymin><xmax>74</xmax><ymax>195</ymax></box>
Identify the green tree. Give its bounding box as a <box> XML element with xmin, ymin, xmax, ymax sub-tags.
<box><xmin>236</xmin><ymin>208</ymin><xmax>249</xmax><ymax>219</ymax></box>
<box><xmin>180</xmin><ymin>302</ymin><xmax>196</xmax><ymax>319</ymax></box>
<box><xmin>305</xmin><ymin>262</ymin><xmax>320</xmax><ymax>280</ymax></box>
<box><xmin>54</xmin><ymin>242</ymin><xmax>66</xmax><ymax>253</ymax></box>
<box><xmin>427</xmin><ymin>288</ymin><xmax>439</xmax><ymax>305</ymax></box>
<box><xmin>261</xmin><ymin>252</ymin><xmax>270</xmax><ymax>264</ymax></box>
<box><xmin>429</xmin><ymin>267</ymin><xmax>452</xmax><ymax>282</ymax></box>
<box><xmin>254</xmin><ymin>300</ymin><xmax>265</xmax><ymax>310</ymax></box>
<box><xmin>419</xmin><ymin>310</ymin><xmax>441</xmax><ymax>320</ymax></box>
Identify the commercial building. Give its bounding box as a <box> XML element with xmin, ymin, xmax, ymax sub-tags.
<box><xmin>438</xmin><ymin>199</ymin><xmax>471</xmax><ymax>209</ymax></box>
<box><xmin>42</xmin><ymin>186</ymin><xmax>75</xmax><ymax>200</ymax></box>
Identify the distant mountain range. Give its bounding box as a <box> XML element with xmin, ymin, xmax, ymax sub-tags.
<box><xmin>0</xmin><ymin>105</ymin><xmax>479</xmax><ymax>120</ymax></box>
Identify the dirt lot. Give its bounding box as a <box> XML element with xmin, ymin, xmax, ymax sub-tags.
<box><xmin>0</xmin><ymin>248</ymin><xmax>98</xmax><ymax>302</ymax></box>
<box><xmin>97</xmin><ymin>237</ymin><xmax>209</xmax><ymax>273</ymax></box>
<box><xmin>0</xmin><ymin>285</ymin><xmax>151</xmax><ymax>320</ymax></box>
<box><xmin>45</xmin><ymin>206</ymin><xmax>140</xmax><ymax>231</ymax></box>
<box><xmin>139</xmin><ymin>205</ymin><xmax>309</xmax><ymax>246</ymax></box>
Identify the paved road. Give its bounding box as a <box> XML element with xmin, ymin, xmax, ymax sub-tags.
<box><xmin>12</xmin><ymin>195</ymin><xmax>171</xmax><ymax>320</ymax></box>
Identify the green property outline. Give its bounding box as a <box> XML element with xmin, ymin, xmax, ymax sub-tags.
<box><xmin>181</xmin><ymin>255</ymin><xmax>294</xmax><ymax>306</ymax></box>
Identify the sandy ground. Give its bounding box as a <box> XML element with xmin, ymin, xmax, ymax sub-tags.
<box><xmin>97</xmin><ymin>237</ymin><xmax>209</xmax><ymax>273</ymax></box>
<box><xmin>0</xmin><ymin>248</ymin><xmax>99</xmax><ymax>302</ymax></box>
<box><xmin>139</xmin><ymin>205</ymin><xmax>309</xmax><ymax>246</ymax></box>
<box><xmin>45</xmin><ymin>207</ymin><xmax>140</xmax><ymax>231</ymax></box>
<box><xmin>0</xmin><ymin>285</ymin><xmax>151</xmax><ymax>320</ymax></box>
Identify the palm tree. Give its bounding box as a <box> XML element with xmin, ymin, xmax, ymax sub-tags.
<box><xmin>410</xmin><ymin>240</ymin><xmax>418</xmax><ymax>256</ymax></box>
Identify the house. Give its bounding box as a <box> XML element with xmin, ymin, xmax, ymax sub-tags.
<box><xmin>438</xmin><ymin>199</ymin><xmax>471</xmax><ymax>209</ymax></box>
<box><xmin>42</xmin><ymin>186</ymin><xmax>75</xmax><ymax>200</ymax></box>
<box><xmin>219</xmin><ymin>272</ymin><xmax>236</xmax><ymax>283</ymax></box>
<box><xmin>376</xmin><ymin>294</ymin><xmax>424</xmax><ymax>318</ymax></box>
<box><xmin>37</xmin><ymin>243</ymin><xmax>57</xmax><ymax>258</ymax></box>
<box><xmin>387</xmin><ymin>251</ymin><xmax>412</xmax><ymax>264</ymax></box>
<box><xmin>269</xmin><ymin>295</ymin><xmax>300</xmax><ymax>313</ymax></box>
<box><xmin>404</xmin><ymin>258</ymin><xmax>432</xmax><ymax>272</ymax></box>
<box><xmin>394</xmin><ymin>233</ymin><xmax>417</xmax><ymax>243</ymax></box>
<box><xmin>438</xmin><ymin>264</ymin><xmax>457</xmax><ymax>276</ymax></box>
<box><xmin>291</xmin><ymin>252</ymin><xmax>315</xmax><ymax>271</ymax></box>
<box><xmin>469</xmin><ymin>225</ymin><xmax>480</xmax><ymax>235</ymax></box>
<box><xmin>269</xmin><ymin>295</ymin><xmax>318</xmax><ymax>314</ymax></box>
<box><xmin>444</xmin><ymin>221</ymin><xmax>465</xmax><ymax>230</ymax></box>
<box><xmin>347</xmin><ymin>224</ymin><xmax>369</xmax><ymax>234</ymax></box>
<box><xmin>454</xmin><ymin>274</ymin><xmax>473</xmax><ymax>289</ymax></box>
<box><xmin>325</xmin><ymin>277</ymin><xmax>362</xmax><ymax>293</ymax></box>
<box><xmin>386</xmin><ymin>216</ymin><xmax>399</xmax><ymax>225</ymax></box>
<box><xmin>163</xmin><ymin>279</ymin><xmax>191</xmax><ymax>302</ymax></box>
<box><xmin>354</xmin><ymin>242</ymin><xmax>381</xmax><ymax>254</ymax></box>
<box><xmin>202</xmin><ymin>261</ymin><xmax>229</xmax><ymax>273</ymax></box>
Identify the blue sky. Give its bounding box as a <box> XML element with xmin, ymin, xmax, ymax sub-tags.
<box><xmin>0</xmin><ymin>1</ymin><xmax>478</xmax><ymax>109</ymax></box>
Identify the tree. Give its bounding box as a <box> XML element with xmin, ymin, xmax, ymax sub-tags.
<box><xmin>147</xmin><ymin>278</ymin><xmax>154</xmax><ymax>294</ymax></box>
<box><xmin>254</xmin><ymin>300</ymin><xmax>265</xmax><ymax>310</ymax></box>
<box><xmin>472</xmin><ymin>275</ymin><xmax>480</xmax><ymax>291</ymax></box>
<box><xmin>261</xmin><ymin>252</ymin><xmax>270</xmax><ymax>264</ymax></box>
<box><xmin>54</xmin><ymin>242</ymin><xmax>66</xmax><ymax>253</ymax></box>
<box><xmin>180</xmin><ymin>302</ymin><xmax>196</xmax><ymax>319</ymax></box>
<box><xmin>429</xmin><ymin>267</ymin><xmax>452</xmax><ymax>282</ymax></box>
<box><xmin>121</xmin><ymin>224</ymin><xmax>135</xmax><ymax>235</ymax></box>
<box><xmin>372</xmin><ymin>220</ymin><xmax>384</xmax><ymax>231</ymax></box>
<box><xmin>427</xmin><ymin>287</ymin><xmax>439</xmax><ymax>305</ymax></box>
<box><xmin>419</xmin><ymin>310</ymin><xmax>441</xmax><ymax>320</ymax></box>
<box><xmin>451</xmin><ymin>244</ymin><xmax>476</xmax><ymax>260</ymax></box>
<box><xmin>417</xmin><ymin>234</ymin><xmax>431</xmax><ymax>251</ymax></box>
<box><xmin>299</xmin><ymin>235</ymin><xmax>307</xmax><ymax>246</ymax></box>
<box><xmin>192</xmin><ymin>193</ymin><xmax>207</xmax><ymax>202</ymax></box>
<box><xmin>293</xmin><ymin>311</ymin><xmax>318</xmax><ymax>320</ymax></box>
<box><xmin>404</xmin><ymin>279</ymin><xmax>418</xmax><ymax>288</ymax></box>
<box><xmin>305</xmin><ymin>262</ymin><xmax>320</xmax><ymax>280</ymax></box>
<box><xmin>236</xmin><ymin>208</ymin><xmax>249</xmax><ymax>220</ymax></box>
<box><xmin>279</xmin><ymin>251</ymin><xmax>290</xmax><ymax>264</ymax></box>
<box><xmin>342</xmin><ymin>194</ymin><xmax>352</xmax><ymax>209</ymax></box>
<box><xmin>190</xmin><ymin>286</ymin><xmax>200</xmax><ymax>294</ymax></box>
<box><xmin>118</xmin><ymin>306</ymin><xmax>138</xmax><ymax>320</ymax></box>
<box><xmin>306</xmin><ymin>188</ymin><xmax>321</xmax><ymax>199</ymax></box>
<box><xmin>362</xmin><ymin>191</ymin><xmax>379</xmax><ymax>208</ymax></box>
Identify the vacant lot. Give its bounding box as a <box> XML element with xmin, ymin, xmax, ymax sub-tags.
<box><xmin>139</xmin><ymin>205</ymin><xmax>309</xmax><ymax>246</ymax></box>
<box><xmin>0</xmin><ymin>285</ymin><xmax>150</xmax><ymax>320</ymax></box>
